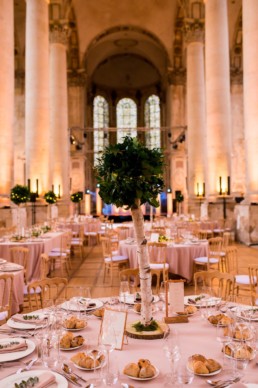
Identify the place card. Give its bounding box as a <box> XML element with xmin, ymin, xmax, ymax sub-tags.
<box><xmin>165</xmin><ymin>280</ymin><xmax>187</xmax><ymax>323</ymax></box>
<box><xmin>99</xmin><ymin>308</ymin><xmax>127</xmax><ymax>350</ymax></box>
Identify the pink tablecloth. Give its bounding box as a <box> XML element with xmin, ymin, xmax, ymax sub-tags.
<box><xmin>0</xmin><ymin>300</ymin><xmax>257</xmax><ymax>387</ymax></box>
<box><xmin>119</xmin><ymin>240</ymin><xmax>208</xmax><ymax>282</ymax></box>
<box><xmin>0</xmin><ymin>232</ymin><xmax>63</xmax><ymax>282</ymax></box>
<box><xmin>0</xmin><ymin>269</ymin><xmax>24</xmax><ymax>315</ymax></box>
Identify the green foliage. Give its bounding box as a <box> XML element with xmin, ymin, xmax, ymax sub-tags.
<box><xmin>44</xmin><ymin>190</ymin><xmax>57</xmax><ymax>204</ymax></box>
<box><xmin>95</xmin><ymin>136</ymin><xmax>164</xmax><ymax>209</ymax></box>
<box><xmin>176</xmin><ymin>192</ymin><xmax>184</xmax><ymax>203</ymax></box>
<box><xmin>70</xmin><ymin>191</ymin><xmax>83</xmax><ymax>203</ymax></box>
<box><xmin>10</xmin><ymin>185</ymin><xmax>30</xmax><ymax>205</ymax></box>
<box><xmin>132</xmin><ymin>320</ymin><xmax>159</xmax><ymax>332</ymax></box>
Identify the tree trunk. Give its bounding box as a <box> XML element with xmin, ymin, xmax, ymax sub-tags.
<box><xmin>131</xmin><ymin>200</ymin><xmax>153</xmax><ymax>325</ymax></box>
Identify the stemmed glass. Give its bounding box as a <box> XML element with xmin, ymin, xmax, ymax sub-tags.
<box><xmin>216</xmin><ymin>323</ymin><xmax>233</xmax><ymax>366</ymax></box>
<box><xmin>163</xmin><ymin>329</ymin><xmax>181</xmax><ymax>385</ymax></box>
<box><xmin>158</xmin><ymin>281</ymin><xmax>166</xmax><ymax>312</ymax></box>
<box><xmin>100</xmin><ymin>327</ymin><xmax>117</xmax><ymax>386</ymax></box>
<box><xmin>87</xmin><ymin>339</ymin><xmax>103</xmax><ymax>387</ymax></box>
<box><xmin>119</xmin><ymin>280</ymin><xmax>130</xmax><ymax>309</ymax></box>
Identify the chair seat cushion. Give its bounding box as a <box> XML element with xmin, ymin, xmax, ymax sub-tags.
<box><xmin>0</xmin><ymin>310</ymin><xmax>8</xmax><ymax>320</ymax></box>
<box><xmin>51</xmin><ymin>248</ymin><xmax>70</xmax><ymax>253</ymax></box>
<box><xmin>194</xmin><ymin>256</ymin><xmax>219</xmax><ymax>264</ymax></box>
<box><xmin>104</xmin><ymin>255</ymin><xmax>128</xmax><ymax>263</ymax></box>
<box><xmin>71</xmin><ymin>239</ymin><xmax>83</xmax><ymax>246</ymax></box>
<box><xmin>84</xmin><ymin>232</ymin><xmax>97</xmax><ymax>236</ymax></box>
<box><xmin>48</xmin><ymin>251</ymin><xmax>67</xmax><ymax>257</ymax></box>
<box><xmin>235</xmin><ymin>274</ymin><xmax>255</xmax><ymax>285</ymax></box>
<box><xmin>150</xmin><ymin>263</ymin><xmax>169</xmax><ymax>270</ymax></box>
<box><xmin>24</xmin><ymin>284</ymin><xmax>42</xmax><ymax>295</ymax></box>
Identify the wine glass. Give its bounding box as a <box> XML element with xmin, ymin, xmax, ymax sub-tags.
<box><xmin>119</xmin><ymin>280</ymin><xmax>130</xmax><ymax>309</ymax></box>
<box><xmin>176</xmin><ymin>358</ymin><xmax>194</xmax><ymax>385</ymax></box>
<box><xmin>100</xmin><ymin>327</ymin><xmax>117</xmax><ymax>386</ymax></box>
<box><xmin>87</xmin><ymin>339</ymin><xmax>103</xmax><ymax>386</ymax></box>
<box><xmin>163</xmin><ymin>329</ymin><xmax>181</xmax><ymax>385</ymax></box>
<box><xmin>216</xmin><ymin>323</ymin><xmax>233</xmax><ymax>366</ymax></box>
<box><xmin>158</xmin><ymin>281</ymin><xmax>166</xmax><ymax>312</ymax></box>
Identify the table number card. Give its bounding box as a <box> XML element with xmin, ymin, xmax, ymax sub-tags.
<box><xmin>165</xmin><ymin>280</ymin><xmax>188</xmax><ymax>323</ymax></box>
<box><xmin>99</xmin><ymin>308</ymin><xmax>127</xmax><ymax>350</ymax></box>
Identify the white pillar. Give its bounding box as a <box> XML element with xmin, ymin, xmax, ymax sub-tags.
<box><xmin>205</xmin><ymin>0</ymin><xmax>231</xmax><ymax>198</ymax></box>
<box><xmin>0</xmin><ymin>0</ymin><xmax>14</xmax><ymax>199</ymax></box>
<box><xmin>243</xmin><ymin>0</ymin><xmax>258</xmax><ymax>202</ymax></box>
<box><xmin>186</xmin><ymin>31</ymin><xmax>206</xmax><ymax>199</ymax></box>
<box><xmin>25</xmin><ymin>0</ymin><xmax>50</xmax><ymax>195</ymax></box>
<box><xmin>49</xmin><ymin>27</ymin><xmax>69</xmax><ymax>199</ymax></box>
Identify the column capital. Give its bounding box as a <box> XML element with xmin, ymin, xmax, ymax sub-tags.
<box><xmin>167</xmin><ymin>68</ymin><xmax>186</xmax><ymax>86</ymax></box>
<box><xmin>68</xmin><ymin>69</ymin><xmax>87</xmax><ymax>87</ymax></box>
<box><xmin>50</xmin><ymin>25</ymin><xmax>68</xmax><ymax>46</ymax></box>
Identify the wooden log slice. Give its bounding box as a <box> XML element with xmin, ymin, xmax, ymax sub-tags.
<box><xmin>125</xmin><ymin>320</ymin><xmax>168</xmax><ymax>340</ymax></box>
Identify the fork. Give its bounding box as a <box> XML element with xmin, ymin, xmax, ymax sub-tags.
<box><xmin>16</xmin><ymin>357</ymin><xmax>38</xmax><ymax>374</ymax></box>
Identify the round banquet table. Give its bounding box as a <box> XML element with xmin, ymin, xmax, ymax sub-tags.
<box><xmin>0</xmin><ymin>299</ymin><xmax>258</xmax><ymax>387</ymax></box>
<box><xmin>119</xmin><ymin>240</ymin><xmax>208</xmax><ymax>282</ymax></box>
<box><xmin>0</xmin><ymin>231</ymin><xmax>64</xmax><ymax>282</ymax></box>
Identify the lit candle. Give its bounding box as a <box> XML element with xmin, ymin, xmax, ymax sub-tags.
<box><xmin>36</xmin><ymin>179</ymin><xmax>39</xmax><ymax>195</ymax></box>
<box><xmin>219</xmin><ymin>176</ymin><xmax>222</xmax><ymax>195</ymax></box>
<box><xmin>203</xmin><ymin>182</ymin><xmax>205</xmax><ymax>197</ymax></box>
<box><xmin>58</xmin><ymin>184</ymin><xmax>61</xmax><ymax>198</ymax></box>
<box><xmin>27</xmin><ymin>179</ymin><xmax>31</xmax><ymax>192</ymax></box>
<box><xmin>197</xmin><ymin>182</ymin><xmax>199</xmax><ymax>197</ymax></box>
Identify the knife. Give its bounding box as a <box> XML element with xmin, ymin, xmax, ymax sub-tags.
<box><xmin>53</xmin><ymin>370</ymin><xmax>82</xmax><ymax>386</ymax></box>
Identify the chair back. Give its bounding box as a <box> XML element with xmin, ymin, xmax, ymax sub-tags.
<box><xmin>224</xmin><ymin>246</ymin><xmax>238</xmax><ymax>274</ymax></box>
<box><xmin>0</xmin><ymin>274</ymin><xmax>14</xmax><ymax>319</ymax></box>
<box><xmin>208</xmin><ymin>237</ymin><xmax>223</xmax><ymax>258</ymax></box>
<box><xmin>119</xmin><ymin>268</ymin><xmax>140</xmax><ymax>292</ymax></box>
<box><xmin>147</xmin><ymin>242</ymin><xmax>167</xmax><ymax>263</ymax></box>
<box><xmin>248</xmin><ymin>265</ymin><xmax>258</xmax><ymax>295</ymax></box>
<box><xmin>194</xmin><ymin>270</ymin><xmax>235</xmax><ymax>300</ymax></box>
<box><xmin>27</xmin><ymin>277</ymin><xmax>68</xmax><ymax>310</ymax></box>
<box><xmin>40</xmin><ymin>253</ymin><xmax>51</xmax><ymax>280</ymax></box>
<box><xmin>101</xmin><ymin>236</ymin><xmax>112</xmax><ymax>258</ymax></box>
<box><xmin>10</xmin><ymin>246</ymin><xmax>29</xmax><ymax>283</ymax></box>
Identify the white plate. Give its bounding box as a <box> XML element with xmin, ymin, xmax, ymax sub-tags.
<box><xmin>232</xmin><ymin>306</ymin><xmax>258</xmax><ymax>321</ymax></box>
<box><xmin>0</xmin><ymin>263</ymin><xmax>24</xmax><ymax>272</ymax></box>
<box><xmin>60</xmin><ymin>343</ymin><xmax>84</xmax><ymax>351</ymax></box>
<box><xmin>61</xmin><ymin>299</ymin><xmax>103</xmax><ymax>312</ymax></box>
<box><xmin>63</xmin><ymin>326</ymin><xmax>86</xmax><ymax>332</ymax></box>
<box><xmin>184</xmin><ymin>295</ymin><xmax>221</xmax><ymax>307</ymax></box>
<box><xmin>0</xmin><ymin>337</ymin><xmax>35</xmax><ymax>362</ymax></box>
<box><xmin>0</xmin><ymin>369</ymin><xmax>68</xmax><ymax>387</ymax></box>
<box><xmin>7</xmin><ymin>313</ymin><xmax>47</xmax><ymax>330</ymax></box>
<box><xmin>187</xmin><ymin>365</ymin><xmax>222</xmax><ymax>377</ymax></box>
<box><xmin>0</xmin><ymin>259</ymin><xmax>6</xmax><ymax>264</ymax></box>
<box><xmin>125</xmin><ymin>367</ymin><xmax>159</xmax><ymax>381</ymax></box>
<box><xmin>119</xmin><ymin>294</ymin><xmax>159</xmax><ymax>305</ymax></box>
<box><xmin>175</xmin><ymin>310</ymin><xmax>198</xmax><ymax>317</ymax></box>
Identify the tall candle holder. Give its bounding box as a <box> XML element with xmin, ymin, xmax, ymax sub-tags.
<box><xmin>218</xmin><ymin>176</ymin><xmax>231</xmax><ymax>219</ymax></box>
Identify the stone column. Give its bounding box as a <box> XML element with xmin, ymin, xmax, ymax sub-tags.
<box><xmin>49</xmin><ymin>26</ymin><xmax>69</xmax><ymax>199</ymax></box>
<box><xmin>205</xmin><ymin>0</ymin><xmax>231</xmax><ymax>198</ymax></box>
<box><xmin>186</xmin><ymin>30</ymin><xmax>206</xmax><ymax>199</ymax></box>
<box><xmin>243</xmin><ymin>0</ymin><xmax>258</xmax><ymax>202</ymax></box>
<box><xmin>25</xmin><ymin>0</ymin><xmax>50</xmax><ymax>195</ymax></box>
<box><xmin>0</xmin><ymin>0</ymin><xmax>14</xmax><ymax>199</ymax></box>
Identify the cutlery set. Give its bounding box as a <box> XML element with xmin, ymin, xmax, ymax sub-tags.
<box><xmin>206</xmin><ymin>376</ymin><xmax>241</xmax><ymax>387</ymax></box>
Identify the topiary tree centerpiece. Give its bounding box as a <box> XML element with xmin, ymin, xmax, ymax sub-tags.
<box><xmin>70</xmin><ymin>191</ymin><xmax>83</xmax><ymax>215</ymax></box>
<box><xmin>95</xmin><ymin>136</ymin><xmax>164</xmax><ymax>330</ymax></box>
<box><xmin>10</xmin><ymin>184</ymin><xmax>30</xmax><ymax>235</ymax></box>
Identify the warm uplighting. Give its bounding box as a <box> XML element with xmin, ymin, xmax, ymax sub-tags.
<box><xmin>218</xmin><ymin>176</ymin><xmax>230</xmax><ymax>196</ymax></box>
<box><xmin>167</xmin><ymin>189</ymin><xmax>173</xmax><ymax>216</ymax></box>
<box><xmin>85</xmin><ymin>190</ymin><xmax>91</xmax><ymax>215</ymax></box>
<box><xmin>196</xmin><ymin>182</ymin><xmax>205</xmax><ymax>197</ymax></box>
<box><xmin>96</xmin><ymin>185</ymin><xmax>102</xmax><ymax>216</ymax></box>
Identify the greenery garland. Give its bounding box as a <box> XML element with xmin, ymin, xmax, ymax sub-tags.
<box><xmin>70</xmin><ymin>191</ymin><xmax>83</xmax><ymax>203</ymax></box>
<box><xmin>44</xmin><ymin>190</ymin><xmax>57</xmax><ymax>204</ymax></box>
<box><xmin>10</xmin><ymin>185</ymin><xmax>30</xmax><ymax>205</ymax></box>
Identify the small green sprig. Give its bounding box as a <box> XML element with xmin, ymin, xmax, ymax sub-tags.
<box><xmin>14</xmin><ymin>377</ymin><xmax>39</xmax><ymax>388</ymax></box>
<box><xmin>23</xmin><ymin>315</ymin><xmax>39</xmax><ymax>320</ymax></box>
<box><xmin>0</xmin><ymin>341</ymin><xmax>19</xmax><ymax>350</ymax></box>
<box><xmin>132</xmin><ymin>320</ymin><xmax>159</xmax><ymax>332</ymax></box>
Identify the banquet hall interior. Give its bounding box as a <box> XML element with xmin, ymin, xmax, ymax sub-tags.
<box><xmin>1</xmin><ymin>0</ymin><xmax>258</xmax><ymax>386</ymax></box>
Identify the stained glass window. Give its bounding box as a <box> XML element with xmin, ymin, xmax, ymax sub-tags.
<box><xmin>116</xmin><ymin>98</ymin><xmax>137</xmax><ymax>143</ymax></box>
<box><xmin>93</xmin><ymin>96</ymin><xmax>109</xmax><ymax>165</ymax></box>
<box><xmin>144</xmin><ymin>95</ymin><xmax>161</xmax><ymax>149</ymax></box>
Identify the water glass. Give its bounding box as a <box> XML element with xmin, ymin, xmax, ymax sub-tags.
<box><xmin>119</xmin><ymin>280</ymin><xmax>130</xmax><ymax>309</ymax></box>
<box><xmin>42</xmin><ymin>332</ymin><xmax>60</xmax><ymax>368</ymax></box>
<box><xmin>176</xmin><ymin>360</ymin><xmax>194</xmax><ymax>385</ymax></box>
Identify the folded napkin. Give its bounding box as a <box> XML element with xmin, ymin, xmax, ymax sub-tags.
<box><xmin>11</xmin><ymin>314</ymin><xmax>46</xmax><ymax>325</ymax></box>
<box><xmin>37</xmin><ymin>372</ymin><xmax>56</xmax><ymax>388</ymax></box>
<box><xmin>0</xmin><ymin>340</ymin><xmax>27</xmax><ymax>353</ymax></box>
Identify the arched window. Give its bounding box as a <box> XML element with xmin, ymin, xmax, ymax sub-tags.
<box><xmin>116</xmin><ymin>98</ymin><xmax>137</xmax><ymax>143</ymax></box>
<box><xmin>93</xmin><ymin>96</ymin><xmax>109</xmax><ymax>165</ymax></box>
<box><xmin>144</xmin><ymin>94</ymin><xmax>161</xmax><ymax>149</ymax></box>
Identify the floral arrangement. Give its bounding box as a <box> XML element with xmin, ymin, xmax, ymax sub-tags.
<box><xmin>176</xmin><ymin>192</ymin><xmax>184</xmax><ymax>203</ymax></box>
<box><xmin>10</xmin><ymin>185</ymin><xmax>30</xmax><ymax>205</ymax></box>
<box><xmin>70</xmin><ymin>191</ymin><xmax>83</xmax><ymax>203</ymax></box>
<box><xmin>44</xmin><ymin>190</ymin><xmax>57</xmax><ymax>204</ymax></box>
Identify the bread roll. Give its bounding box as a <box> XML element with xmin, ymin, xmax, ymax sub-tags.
<box><xmin>123</xmin><ymin>362</ymin><xmax>140</xmax><ymax>377</ymax></box>
<box><xmin>138</xmin><ymin>359</ymin><xmax>151</xmax><ymax>368</ymax></box>
<box><xmin>192</xmin><ymin>360</ymin><xmax>209</xmax><ymax>374</ymax></box>
<box><xmin>205</xmin><ymin>359</ymin><xmax>221</xmax><ymax>372</ymax></box>
<box><xmin>191</xmin><ymin>354</ymin><xmax>206</xmax><ymax>363</ymax></box>
<box><xmin>139</xmin><ymin>364</ymin><xmax>156</xmax><ymax>378</ymax></box>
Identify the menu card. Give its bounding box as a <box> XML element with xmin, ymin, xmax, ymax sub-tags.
<box><xmin>165</xmin><ymin>280</ymin><xmax>185</xmax><ymax>318</ymax></box>
<box><xmin>100</xmin><ymin>308</ymin><xmax>127</xmax><ymax>350</ymax></box>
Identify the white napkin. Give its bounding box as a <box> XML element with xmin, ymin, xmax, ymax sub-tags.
<box><xmin>11</xmin><ymin>314</ymin><xmax>46</xmax><ymax>325</ymax></box>
<box><xmin>0</xmin><ymin>340</ymin><xmax>27</xmax><ymax>353</ymax></box>
<box><xmin>37</xmin><ymin>372</ymin><xmax>56</xmax><ymax>388</ymax></box>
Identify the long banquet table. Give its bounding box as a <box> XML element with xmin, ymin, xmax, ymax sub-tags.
<box><xmin>0</xmin><ymin>299</ymin><xmax>257</xmax><ymax>387</ymax></box>
<box><xmin>119</xmin><ymin>240</ymin><xmax>209</xmax><ymax>282</ymax></box>
<box><xmin>0</xmin><ymin>232</ymin><xmax>64</xmax><ymax>282</ymax></box>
